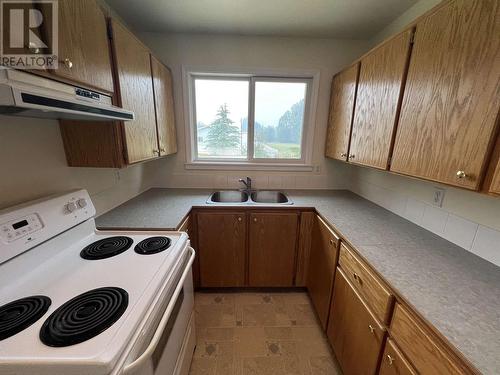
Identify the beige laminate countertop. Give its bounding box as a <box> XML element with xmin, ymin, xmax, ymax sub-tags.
<box><xmin>96</xmin><ymin>188</ymin><xmax>500</xmax><ymax>374</ymax></box>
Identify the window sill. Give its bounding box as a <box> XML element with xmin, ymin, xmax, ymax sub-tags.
<box><xmin>184</xmin><ymin>162</ymin><xmax>314</xmax><ymax>172</ymax></box>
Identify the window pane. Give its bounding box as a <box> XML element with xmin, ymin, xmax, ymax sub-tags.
<box><xmin>254</xmin><ymin>81</ymin><xmax>307</xmax><ymax>159</ymax></box>
<box><xmin>194</xmin><ymin>79</ymin><xmax>249</xmax><ymax>159</ymax></box>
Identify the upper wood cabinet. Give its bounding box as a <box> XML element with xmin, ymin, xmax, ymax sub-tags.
<box><xmin>197</xmin><ymin>211</ymin><xmax>247</xmax><ymax>287</ymax></box>
<box><xmin>151</xmin><ymin>55</ymin><xmax>177</xmax><ymax>157</ymax></box>
<box><xmin>110</xmin><ymin>20</ymin><xmax>158</xmax><ymax>164</ymax></box>
<box><xmin>390</xmin><ymin>0</ymin><xmax>500</xmax><ymax>190</ymax></box>
<box><xmin>307</xmin><ymin>215</ymin><xmax>339</xmax><ymax>330</ymax></box>
<box><xmin>248</xmin><ymin>212</ymin><xmax>299</xmax><ymax>287</ymax></box>
<box><xmin>53</xmin><ymin>0</ymin><xmax>114</xmax><ymax>93</ymax></box>
<box><xmin>349</xmin><ymin>29</ymin><xmax>413</xmax><ymax>169</ymax></box>
<box><xmin>327</xmin><ymin>268</ymin><xmax>386</xmax><ymax>375</ymax></box>
<box><xmin>325</xmin><ymin>63</ymin><xmax>359</xmax><ymax>161</ymax></box>
<box><xmin>60</xmin><ymin>19</ymin><xmax>178</xmax><ymax>167</ymax></box>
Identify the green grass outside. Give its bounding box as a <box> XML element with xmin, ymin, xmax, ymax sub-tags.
<box><xmin>265</xmin><ymin>143</ymin><xmax>301</xmax><ymax>159</ymax></box>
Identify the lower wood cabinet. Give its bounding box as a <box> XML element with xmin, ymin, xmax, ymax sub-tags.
<box><xmin>197</xmin><ymin>211</ymin><xmax>246</xmax><ymax>287</ymax></box>
<box><xmin>379</xmin><ymin>339</ymin><xmax>417</xmax><ymax>375</ymax></box>
<box><xmin>248</xmin><ymin>212</ymin><xmax>299</xmax><ymax>287</ymax></box>
<box><xmin>390</xmin><ymin>303</ymin><xmax>467</xmax><ymax>375</ymax></box>
<box><xmin>307</xmin><ymin>215</ymin><xmax>339</xmax><ymax>329</ymax></box>
<box><xmin>327</xmin><ymin>268</ymin><xmax>385</xmax><ymax>375</ymax></box>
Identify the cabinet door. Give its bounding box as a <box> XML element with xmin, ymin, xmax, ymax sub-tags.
<box><xmin>390</xmin><ymin>0</ymin><xmax>500</xmax><ymax>189</ymax></box>
<box><xmin>55</xmin><ymin>0</ymin><xmax>114</xmax><ymax>93</ymax></box>
<box><xmin>111</xmin><ymin>20</ymin><xmax>158</xmax><ymax>164</ymax></box>
<box><xmin>197</xmin><ymin>212</ymin><xmax>246</xmax><ymax>287</ymax></box>
<box><xmin>151</xmin><ymin>55</ymin><xmax>178</xmax><ymax>156</ymax></box>
<box><xmin>307</xmin><ymin>215</ymin><xmax>339</xmax><ymax>330</ymax></box>
<box><xmin>390</xmin><ymin>304</ymin><xmax>466</xmax><ymax>375</ymax></box>
<box><xmin>325</xmin><ymin>63</ymin><xmax>359</xmax><ymax>161</ymax></box>
<box><xmin>349</xmin><ymin>30</ymin><xmax>413</xmax><ymax>169</ymax></box>
<box><xmin>379</xmin><ymin>339</ymin><xmax>417</xmax><ymax>375</ymax></box>
<box><xmin>327</xmin><ymin>268</ymin><xmax>385</xmax><ymax>375</ymax></box>
<box><xmin>487</xmin><ymin>135</ymin><xmax>500</xmax><ymax>194</ymax></box>
<box><xmin>248</xmin><ymin>212</ymin><xmax>298</xmax><ymax>287</ymax></box>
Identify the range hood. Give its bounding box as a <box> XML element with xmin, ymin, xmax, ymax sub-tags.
<box><xmin>0</xmin><ymin>69</ymin><xmax>134</xmax><ymax>121</ymax></box>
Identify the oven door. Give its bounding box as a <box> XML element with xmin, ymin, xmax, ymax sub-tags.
<box><xmin>121</xmin><ymin>247</ymin><xmax>195</xmax><ymax>375</ymax></box>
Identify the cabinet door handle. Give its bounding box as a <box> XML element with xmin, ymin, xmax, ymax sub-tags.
<box><xmin>253</xmin><ymin>217</ymin><xmax>257</xmax><ymax>223</ymax></box>
<box><xmin>237</xmin><ymin>217</ymin><xmax>242</xmax><ymax>222</ymax></box>
<box><xmin>340</xmin><ymin>152</ymin><xmax>347</xmax><ymax>158</ymax></box>
<box><xmin>386</xmin><ymin>354</ymin><xmax>395</xmax><ymax>366</ymax></box>
<box><xmin>353</xmin><ymin>272</ymin><xmax>361</xmax><ymax>283</ymax></box>
<box><xmin>368</xmin><ymin>324</ymin><xmax>375</xmax><ymax>333</ymax></box>
<box><xmin>349</xmin><ymin>154</ymin><xmax>355</xmax><ymax>159</ymax></box>
<box><xmin>61</xmin><ymin>58</ymin><xmax>73</xmax><ymax>69</ymax></box>
<box><xmin>456</xmin><ymin>170</ymin><xmax>467</xmax><ymax>179</ymax></box>
<box><xmin>329</xmin><ymin>239</ymin><xmax>334</xmax><ymax>245</ymax></box>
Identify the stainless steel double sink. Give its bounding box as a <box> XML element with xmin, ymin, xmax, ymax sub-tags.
<box><xmin>207</xmin><ymin>190</ymin><xmax>292</xmax><ymax>205</ymax></box>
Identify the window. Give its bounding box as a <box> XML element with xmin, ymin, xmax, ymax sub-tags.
<box><xmin>188</xmin><ymin>72</ymin><xmax>315</xmax><ymax>167</ymax></box>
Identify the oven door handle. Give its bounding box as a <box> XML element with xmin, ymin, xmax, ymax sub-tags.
<box><xmin>122</xmin><ymin>246</ymin><xmax>195</xmax><ymax>374</ymax></box>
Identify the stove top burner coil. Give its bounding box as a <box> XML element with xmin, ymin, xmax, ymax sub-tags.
<box><xmin>40</xmin><ymin>287</ymin><xmax>128</xmax><ymax>347</ymax></box>
<box><xmin>80</xmin><ymin>236</ymin><xmax>133</xmax><ymax>260</ymax></box>
<box><xmin>0</xmin><ymin>296</ymin><xmax>51</xmax><ymax>341</ymax></box>
<box><xmin>134</xmin><ymin>236</ymin><xmax>171</xmax><ymax>255</ymax></box>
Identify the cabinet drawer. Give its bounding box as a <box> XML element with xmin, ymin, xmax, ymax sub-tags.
<box><xmin>391</xmin><ymin>304</ymin><xmax>466</xmax><ymax>375</ymax></box>
<box><xmin>379</xmin><ymin>338</ymin><xmax>417</xmax><ymax>375</ymax></box>
<box><xmin>338</xmin><ymin>243</ymin><xmax>393</xmax><ymax>324</ymax></box>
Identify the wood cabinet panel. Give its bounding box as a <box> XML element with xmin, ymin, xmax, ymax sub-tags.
<box><xmin>390</xmin><ymin>304</ymin><xmax>466</xmax><ymax>375</ymax></box>
<box><xmin>349</xmin><ymin>30</ymin><xmax>413</xmax><ymax>169</ymax></box>
<box><xmin>327</xmin><ymin>268</ymin><xmax>386</xmax><ymax>375</ymax></box>
<box><xmin>59</xmin><ymin>121</ymin><xmax>124</xmax><ymax>168</ymax></box>
<box><xmin>151</xmin><ymin>55</ymin><xmax>177</xmax><ymax>156</ymax></box>
<box><xmin>111</xmin><ymin>20</ymin><xmax>158</xmax><ymax>164</ymax></box>
<box><xmin>339</xmin><ymin>243</ymin><xmax>394</xmax><ymax>324</ymax></box>
<box><xmin>197</xmin><ymin>212</ymin><xmax>246</xmax><ymax>287</ymax></box>
<box><xmin>54</xmin><ymin>0</ymin><xmax>114</xmax><ymax>93</ymax></box>
<box><xmin>248</xmin><ymin>212</ymin><xmax>299</xmax><ymax>287</ymax></box>
<box><xmin>486</xmin><ymin>135</ymin><xmax>500</xmax><ymax>194</ymax></box>
<box><xmin>325</xmin><ymin>63</ymin><xmax>359</xmax><ymax>161</ymax></box>
<box><xmin>295</xmin><ymin>211</ymin><xmax>314</xmax><ymax>287</ymax></box>
<box><xmin>307</xmin><ymin>215</ymin><xmax>339</xmax><ymax>329</ymax></box>
<box><xmin>379</xmin><ymin>339</ymin><xmax>417</xmax><ymax>375</ymax></box>
<box><xmin>390</xmin><ymin>0</ymin><xmax>500</xmax><ymax>189</ymax></box>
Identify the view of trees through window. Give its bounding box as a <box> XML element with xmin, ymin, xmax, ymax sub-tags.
<box><xmin>194</xmin><ymin>77</ymin><xmax>308</xmax><ymax>160</ymax></box>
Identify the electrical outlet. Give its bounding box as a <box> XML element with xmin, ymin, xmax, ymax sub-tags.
<box><xmin>432</xmin><ymin>188</ymin><xmax>445</xmax><ymax>207</ymax></box>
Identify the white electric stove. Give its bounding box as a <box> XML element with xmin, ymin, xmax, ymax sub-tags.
<box><xmin>0</xmin><ymin>190</ymin><xmax>196</xmax><ymax>375</ymax></box>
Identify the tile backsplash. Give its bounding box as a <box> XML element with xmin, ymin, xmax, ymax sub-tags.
<box><xmin>349</xmin><ymin>165</ymin><xmax>500</xmax><ymax>267</ymax></box>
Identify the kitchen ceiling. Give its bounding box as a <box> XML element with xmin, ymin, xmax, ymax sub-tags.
<box><xmin>104</xmin><ymin>0</ymin><xmax>419</xmax><ymax>38</ymax></box>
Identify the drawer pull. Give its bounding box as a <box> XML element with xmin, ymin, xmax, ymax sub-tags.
<box><xmin>329</xmin><ymin>239</ymin><xmax>334</xmax><ymax>245</ymax></box>
<box><xmin>368</xmin><ymin>324</ymin><xmax>375</xmax><ymax>333</ymax></box>
<box><xmin>386</xmin><ymin>354</ymin><xmax>395</xmax><ymax>365</ymax></box>
<box><xmin>353</xmin><ymin>272</ymin><xmax>361</xmax><ymax>284</ymax></box>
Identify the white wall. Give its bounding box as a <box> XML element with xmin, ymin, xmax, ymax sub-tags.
<box><xmin>0</xmin><ymin>116</ymin><xmax>163</xmax><ymax>215</ymax></box>
<box><xmin>368</xmin><ymin>0</ymin><xmax>442</xmax><ymax>45</ymax></box>
<box><xmin>344</xmin><ymin>0</ymin><xmax>500</xmax><ymax>266</ymax></box>
<box><xmin>141</xmin><ymin>32</ymin><xmax>369</xmax><ymax>190</ymax></box>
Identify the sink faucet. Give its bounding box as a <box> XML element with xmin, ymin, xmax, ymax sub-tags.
<box><xmin>238</xmin><ymin>177</ymin><xmax>252</xmax><ymax>193</ymax></box>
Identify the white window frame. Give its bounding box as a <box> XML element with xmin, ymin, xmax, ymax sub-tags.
<box><xmin>183</xmin><ymin>66</ymin><xmax>320</xmax><ymax>171</ymax></box>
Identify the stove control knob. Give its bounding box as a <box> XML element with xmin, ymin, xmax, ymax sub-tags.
<box><xmin>77</xmin><ymin>198</ymin><xmax>87</xmax><ymax>208</ymax></box>
<box><xmin>66</xmin><ymin>202</ymin><xmax>77</xmax><ymax>213</ymax></box>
